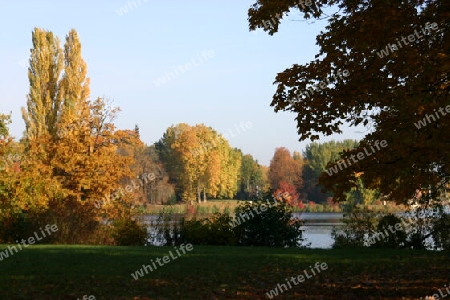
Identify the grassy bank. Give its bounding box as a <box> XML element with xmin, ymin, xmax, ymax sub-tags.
<box><xmin>144</xmin><ymin>199</ymin><xmax>407</xmax><ymax>215</ymax></box>
<box><xmin>145</xmin><ymin>199</ymin><xmax>240</xmax><ymax>214</ymax></box>
<box><xmin>0</xmin><ymin>245</ymin><xmax>448</xmax><ymax>299</ymax></box>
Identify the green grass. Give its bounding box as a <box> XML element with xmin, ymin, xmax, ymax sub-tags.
<box><xmin>0</xmin><ymin>244</ymin><xmax>448</xmax><ymax>299</ymax></box>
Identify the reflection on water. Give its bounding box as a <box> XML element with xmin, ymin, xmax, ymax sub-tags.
<box><xmin>295</xmin><ymin>212</ymin><xmax>344</xmax><ymax>249</ymax></box>
<box><xmin>139</xmin><ymin>212</ymin><xmax>344</xmax><ymax>249</ymax></box>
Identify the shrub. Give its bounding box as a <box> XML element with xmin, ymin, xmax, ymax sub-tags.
<box><xmin>207</xmin><ymin>212</ymin><xmax>236</xmax><ymax>245</ymax></box>
<box><xmin>232</xmin><ymin>199</ymin><xmax>306</xmax><ymax>247</ymax></box>
<box><xmin>315</xmin><ymin>204</ymin><xmax>324</xmax><ymax>213</ymax></box>
<box><xmin>111</xmin><ymin>219</ymin><xmax>147</xmax><ymax>246</ymax></box>
<box><xmin>149</xmin><ymin>193</ymin><xmax>306</xmax><ymax>248</ymax></box>
<box><xmin>178</xmin><ymin>218</ymin><xmax>210</xmax><ymax>245</ymax></box>
<box><xmin>332</xmin><ymin>208</ymin><xmax>378</xmax><ymax>249</ymax></box>
<box><xmin>0</xmin><ymin>213</ymin><xmax>34</xmax><ymax>243</ymax></box>
<box><xmin>431</xmin><ymin>212</ymin><xmax>450</xmax><ymax>250</ymax></box>
<box><xmin>368</xmin><ymin>214</ymin><xmax>407</xmax><ymax>249</ymax></box>
<box><xmin>174</xmin><ymin>212</ymin><xmax>236</xmax><ymax>246</ymax></box>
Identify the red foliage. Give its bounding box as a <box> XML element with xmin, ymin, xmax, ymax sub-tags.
<box><xmin>326</xmin><ymin>197</ymin><xmax>338</xmax><ymax>207</ymax></box>
<box><xmin>273</xmin><ymin>181</ymin><xmax>299</xmax><ymax>206</ymax></box>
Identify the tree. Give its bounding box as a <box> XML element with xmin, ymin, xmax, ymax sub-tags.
<box><xmin>59</xmin><ymin>29</ymin><xmax>91</xmax><ymax>130</ymax></box>
<box><xmin>248</xmin><ymin>0</ymin><xmax>450</xmax><ymax>204</ymax></box>
<box><xmin>268</xmin><ymin>147</ymin><xmax>303</xmax><ymax>190</ymax></box>
<box><xmin>157</xmin><ymin>124</ymin><xmax>242</xmax><ymax>202</ymax></box>
<box><xmin>18</xmin><ymin>28</ymin><xmax>134</xmax><ymax>242</ymax></box>
<box><xmin>302</xmin><ymin>140</ymin><xmax>358</xmax><ymax>203</ymax></box>
<box><xmin>22</xmin><ymin>28</ymin><xmax>63</xmax><ymax>139</ymax></box>
<box><xmin>239</xmin><ymin>154</ymin><xmax>264</xmax><ymax>199</ymax></box>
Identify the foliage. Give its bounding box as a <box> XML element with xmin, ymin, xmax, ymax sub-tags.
<box><xmin>35</xmin><ymin>196</ymin><xmax>100</xmax><ymax>244</ymax></box>
<box><xmin>344</xmin><ymin>177</ymin><xmax>380</xmax><ymax>207</ymax></box>
<box><xmin>302</xmin><ymin>140</ymin><xmax>358</xmax><ymax>204</ymax></box>
<box><xmin>431</xmin><ymin>211</ymin><xmax>450</xmax><ymax>251</ymax></box>
<box><xmin>248</xmin><ymin>0</ymin><xmax>450</xmax><ymax>206</ymax></box>
<box><xmin>369</xmin><ymin>214</ymin><xmax>408</xmax><ymax>249</ymax></box>
<box><xmin>0</xmin><ymin>213</ymin><xmax>34</xmax><ymax>243</ymax></box>
<box><xmin>332</xmin><ymin>207</ymin><xmax>378</xmax><ymax>249</ymax></box>
<box><xmin>118</xmin><ymin>136</ymin><xmax>175</xmax><ymax>205</ymax></box>
<box><xmin>0</xmin><ymin>113</ymin><xmax>11</xmax><ymax>139</ymax></box>
<box><xmin>232</xmin><ymin>197</ymin><xmax>306</xmax><ymax>248</ymax></box>
<box><xmin>273</xmin><ymin>181</ymin><xmax>300</xmax><ymax>205</ymax></box>
<box><xmin>156</xmin><ymin>124</ymin><xmax>241</xmax><ymax>202</ymax></box>
<box><xmin>11</xmin><ymin>28</ymin><xmax>138</xmax><ymax>243</ymax></box>
<box><xmin>111</xmin><ymin>219</ymin><xmax>147</xmax><ymax>246</ymax></box>
<box><xmin>21</xmin><ymin>28</ymin><xmax>63</xmax><ymax>139</ymax></box>
<box><xmin>174</xmin><ymin>213</ymin><xmax>236</xmax><ymax>246</ymax></box>
<box><xmin>332</xmin><ymin>203</ymin><xmax>450</xmax><ymax>250</ymax></box>
<box><xmin>268</xmin><ymin>147</ymin><xmax>303</xmax><ymax>191</ymax></box>
<box><xmin>149</xmin><ymin>193</ymin><xmax>305</xmax><ymax>247</ymax></box>
<box><xmin>237</xmin><ymin>153</ymin><xmax>267</xmax><ymax>199</ymax></box>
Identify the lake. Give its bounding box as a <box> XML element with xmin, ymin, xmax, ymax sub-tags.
<box><xmin>139</xmin><ymin>212</ymin><xmax>344</xmax><ymax>249</ymax></box>
<box><xmin>295</xmin><ymin>212</ymin><xmax>344</xmax><ymax>248</ymax></box>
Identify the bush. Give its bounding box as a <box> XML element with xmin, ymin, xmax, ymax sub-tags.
<box><xmin>178</xmin><ymin>218</ymin><xmax>210</xmax><ymax>245</ymax></box>
<box><xmin>174</xmin><ymin>212</ymin><xmax>236</xmax><ymax>246</ymax></box>
<box><xmin>368</xmin><ymin>214</ymin><xmax>407</xmax><ymax>249</ymax></box>
<box><xmin>0</xmin><ymin>213</ymin><xmax>34</xmax><ymax>243</ymax></box>
<box><xmin>111</xmin><ymin>219</ymin><xmax>147</xmax><ymax>246</ymax></box>
<box><xmin>315</xmin><ymin>204</ymin><xmax>324</xmax><ymax>213</ymax></box>
<box><xmin>152</xmin><ymin>193</ymin><xmax>306</xmax><ymax>248</ymax></box>
<box><xmin>332</xmin><ymin>206</ymin><xmax>446</xmax><ymax>250</ymax></box>
<box><xmin>332</xmin><ymin>208</ymin><xmax>378</xmax><ymax>249</ymax></box>
<box><xmin>232</xmin><ymin>199</ymin><xmax>306</xmax><ymax>247</ymax></box>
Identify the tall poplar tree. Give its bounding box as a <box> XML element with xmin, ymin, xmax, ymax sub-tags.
<box><xmin>22</xmin><ymin>28</ymin><xmax>63</xmax><ymax>139</ymax></box>
<box><xmin>19</xmin><ymin>28</ymin><xmax>134</xmax><ymax>242</ymax></box>
<box><xmin>59</xmin><ymin>29</ymin><xmax>91</xmax><ymax>135</ymax></box>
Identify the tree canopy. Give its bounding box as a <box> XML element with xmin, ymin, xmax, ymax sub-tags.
<box><xmin>156</xmin><ymin>123</ymin><xmax>242</xmax><ymax>202</ymax></box>
<box><xmin>248</xmin><ymin>0</ymin><xmax>450</xmax><ymax>203</ymax></box>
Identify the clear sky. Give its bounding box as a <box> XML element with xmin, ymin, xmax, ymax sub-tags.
<box><xmin>0</xmin><ymin>0</ymin><xmax>365</xmax><ymax>166</ymax></box>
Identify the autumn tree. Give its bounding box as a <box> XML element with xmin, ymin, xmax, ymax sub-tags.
<box><xmin>115</xmin><ymin>128</ymin><xmax>175</xmax><ymax>205</ymax></box>
<box><xmin>19</xmin><ymin>28</ymin><xmax>133</xmax><ymax>243</ymax></box>
<box><xmin>22</xmin><ymin>28</ymin><xmax>63</xmax><ymax>139</ymax></box>
<box><xmin>0</xmin><ymin>113</ymin><xmax>61</xmax><ymax>242</ymax></box>
<box><xmin>142</xmin><ymin>145</ymin><xmax>176</xmax><ymax>204</ymax></box>
<box><xmin>268</xmin><ymin>147</ymin><xmax>303</xmax><ymax>191</ymax></box>
<box><xmin>248</xmin><ymin>0</ymin><xmax>450</xmax><ymax>204</ymax></box>
<box><xmin>157</xmin><ymin>123</ymin><xmax>241</xmax><ymax>202</ymax></box>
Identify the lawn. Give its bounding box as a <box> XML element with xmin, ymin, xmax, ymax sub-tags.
<box><xmin>0</xmin><ymin>245</ymin><xmax>448</xmax><ymax>299</ymax></box>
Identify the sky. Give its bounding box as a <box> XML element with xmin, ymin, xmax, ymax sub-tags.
<box><xmin>0</xmin><ymin>0</ymin><xmax>365</xmax><ymax>166</ymax></box>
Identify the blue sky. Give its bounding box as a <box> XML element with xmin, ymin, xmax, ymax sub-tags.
<box><xmin>0</xmin><ymin>0</ymin><xmax>364</xmax><ymax>166</ymax></box>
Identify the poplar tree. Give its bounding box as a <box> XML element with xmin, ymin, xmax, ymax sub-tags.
<box><xmin>22</xmin><ymin>28</ymin><xmax>63</xmax><ymax>139</ymax></box>
<box><xmin>19</xmin><ymin>28</ymin><xmax>134</xmax><ymax>242</ymax></box>
<box><xmin>59</xmin><ymin>29</ymin><xmax>91</xmax><ymax>137</ymax></box>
